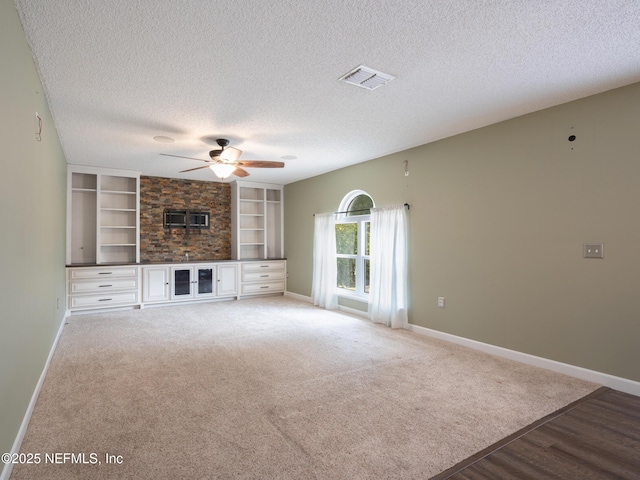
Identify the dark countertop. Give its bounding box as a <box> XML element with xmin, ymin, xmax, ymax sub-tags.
<box><xmin>67</xmin><ymin>258</ymin><xmax>286</xmax><ymax>268</ymax></box>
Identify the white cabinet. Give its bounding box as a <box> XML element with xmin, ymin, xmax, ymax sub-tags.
<box><xmin>217</xmin><ymin>263</ymin><xmax>239</xmax><ymax>296</ymax></box>
<box><xmin>68</xmin><ymin>261</ymin><xmax>278</xmax><ymax>311</ymax></box>
<box><xmin>239</xmin><ymin>260</ymin><xmax>286</xmax><ymax>296</ymax></box>
<box><xmin>170</xmin><ymin>266</ymin><xmax>193</xmax><ymax>299</ymax></box>
<box><xmin>67</xmin><ymin>165</ymin><xmax>140</xmax><ymax>265</ymax></box>
<box><xmin>67</xmin><ymin>266</ymin><xmax>140</xmax><ymax>311</ymax></box>
<box><xmin>143</xmin><ymin>266</ymin><xmax>170</xmax><ymax>303</ymax></box>
<box><xmin>231</xmin><ymin>181</ymin><xmax>283</xmax><ymax>260</ymax></box>
<box><xmin>171</xmin><ymin>265</ymin><xmax>217</xmax><ymax>300</ymax></box>
<box><xmin>142</xmin><ymin>263</ymin><xmax>238</xmax><ymax>304</ymax></box>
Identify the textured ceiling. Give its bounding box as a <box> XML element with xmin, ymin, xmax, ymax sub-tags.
<box><xmin>13</xmin><ymin>0</ymin><xmax>640</xmax><ymax>185</ymax></box>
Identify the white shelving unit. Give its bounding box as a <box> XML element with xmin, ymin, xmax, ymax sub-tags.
<box><xmin>67</xmin><ymin>165</ymin><xmax>140</xmax><ymax>265</ymax></box>
<box><xmin>231</xmin><ymin>181</ymin><xmax>283</xmax><ymax>260</ymax></box>
<box><xmin>69</xmin><ymin>172</ymin><xmax>97</xmax><ymax>264</ymax></box>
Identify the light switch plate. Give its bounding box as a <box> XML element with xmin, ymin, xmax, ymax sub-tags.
<box><xmin>583</xmin><ymin>243</ymin><xmax>604</xmax><ymax>259</ymax></box>
<box><xmin>438</xmin><ymin>297</ymin><xmax>445</xmax><ymax>308</ymax></box>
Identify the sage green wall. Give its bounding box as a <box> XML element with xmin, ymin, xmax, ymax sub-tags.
<box><xmin>285</xmin><ymin>81</ymin><xmax>640</xmax><ymax>382</ymax></box>
<box><xmin>0</xmin><ymin>0</ymin><xmax>67</xmax><ymax>459</ymax></box>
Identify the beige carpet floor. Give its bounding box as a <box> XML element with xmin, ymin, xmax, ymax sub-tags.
<box><xmin>10</xmin><ymin>296</ymin><xmax>598</xmax><ymax>479</ymax></box>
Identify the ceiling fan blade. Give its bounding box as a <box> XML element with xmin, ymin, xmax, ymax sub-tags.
<box><xmin>220</xmin><ymin>146</ymin><xmax>242</xmax><ymax>162</ymax></box>
<box><xmin>160</xmin><ymin>153</ymin><xmax>211</xmax><ymax>163</ymax></box>
<box><xmin>179</xmin><ymin>165</ymin><xmax>211</xmax><ymax>173</ymax></box>
<box><xmin>236</xmin><ymin>160</ymin><xmax>285</xmax><ymax>168</ymax></box>
<box><xmin>233</xmin><ymin>167</ymin><xmax>250</xmax><ymax>177</ymax></box>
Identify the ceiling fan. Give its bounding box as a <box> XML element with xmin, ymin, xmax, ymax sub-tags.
<box><xmin>160</xmin><ymin>139</ymin><xmax>284</xmax><ymax>180</ymax></box>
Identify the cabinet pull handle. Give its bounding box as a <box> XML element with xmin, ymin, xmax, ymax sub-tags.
<box><xmin>260</xmin><ymin>286</ymin><xmax>269</xmax><ymax>289</ymax></box>
<box><xmin>260</xmin><ymin>275</ymin><xmax>269</xmax><ymax>277</ymax></box>
<box><xmin>98</xmin><ymin>272</ymin><xmax>113</xmax><ymax>275</ymax></box>
<box><xmin>98</xmin><ymin>298</ymin><xmax>113</xmax><ymax>302</ymax></box>
<box><xmin>260</xmin><ymin>265</ymin><xmax>269</xmax><ymax>268</ymax></box>
<box><xmin>99</xmin><ymin>285</ymin><xmax>113</xmax><ymax>288</ymax></box>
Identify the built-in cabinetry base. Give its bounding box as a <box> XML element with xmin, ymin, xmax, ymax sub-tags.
<box><xmin>240</xmin><ymin>261</ymin><xmax>286</xmax><ymax>296</ymax></box>
<box><xmin>67</xmin><ymin>265</ymin><xmax>141</xmax><ymax>312</ymax></box>
<box><xmin>67</xmin><ymin>260</ymin><xmax>286</xmax><ymax>314</ymax></box>
<box><xmin>143</xmin><ymin>263</ymin><xmax>240</xmax><ymax>304</ymax></box>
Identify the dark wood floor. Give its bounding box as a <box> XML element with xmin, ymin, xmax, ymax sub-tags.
<box><xmin>432</xmin><ymin>387</ymin><xmax>640</xmax><ymax>480</ymax></box>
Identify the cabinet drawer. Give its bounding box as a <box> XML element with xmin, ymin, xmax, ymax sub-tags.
<box><xmin>241</xmin><ymin>261</ymin><xmax>285</xmax><ymax>272</ymax></box>
<box><xmin>69</xmin><ymin>267</ymin><xmax>139</xmax><ymax>280</ymax></box>
<box><xmin>69</xmin><ymin>292</ymin><xmax>139</xmax><ymax>309</ymax></box>
<box><xmin>242</xmin><ymin>270</ymin><xmax>285</xmax><ymax>282</ymax></box>
<box><xmin>70</xmin><ymin>278</ymin><xmax>138</xmax><ymax>294</ymax></box>
<box><xmin>240</xmin><ymin>281</ymin><xmax>285</xmax><ymax>295</ymax></box>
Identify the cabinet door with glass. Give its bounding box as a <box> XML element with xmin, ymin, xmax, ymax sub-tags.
<box><xmin>170</xmin><ymin>265</ymin><xmax>217</xmax><ymax>300</ymax></box>
<box><xmin>195</xmin><ymin>265</ymin><xmax>216</xmax><ymax>298</ymax></box>
<box><xmin>171</xmin><ymin>266</ymin><xmax>193</xmax><ymax>299</ymax></box>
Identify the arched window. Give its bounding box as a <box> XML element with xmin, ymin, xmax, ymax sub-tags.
<box><xmin>339</xmin><ymin>191</ymin><xmax>374</xmax><ymax>217</ymax></box>
<box><xmin>336</xmin><ymin>190</ymin><xmax>374</xmax><ymax>298</ymax></box>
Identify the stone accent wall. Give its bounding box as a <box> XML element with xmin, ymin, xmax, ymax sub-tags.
<box><xmin>140</xmin><ymin>176</ymin><xmax>231</xmax><ymax>262</ymax></box>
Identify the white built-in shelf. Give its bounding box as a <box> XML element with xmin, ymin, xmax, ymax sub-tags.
<box><xmin>67</xmin><ymin>166</ymin><xmax>140</xmax><ymax>265</ymax></box>
<box><xmin>102</xmin><ymin>190</ymin><xmax>136</xmax><ymax>194</ymax></box>
<box><xmin>232</xmin><ymin>182</ymin><xmax>283</xmax><ymax>260</ymax></box>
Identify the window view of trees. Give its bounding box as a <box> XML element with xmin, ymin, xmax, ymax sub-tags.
<box><xmin>336</xmin><ymin>193</ymin><xmax>372</xmax><ymax>295</ymax></box>
<box><xmin>346</xmin><ymin>194</ymin><xmax>373</xmax><ymax>216</ymax></box>
<box><xmin>336</xmin><ymin>223</ymin><xmax>357</xmax><ymax>290</ymax></box>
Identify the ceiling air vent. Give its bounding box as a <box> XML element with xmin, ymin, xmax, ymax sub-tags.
<box><xmin>339</xmin><ymin>65</ymin><xmax>395</xmax><ymax>91</ymax></box>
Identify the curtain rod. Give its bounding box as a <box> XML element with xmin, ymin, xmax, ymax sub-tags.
<box><xmin>314</xmin><ymin>203</ymin><xmax>410</xmax><ymax>216</ymax></box>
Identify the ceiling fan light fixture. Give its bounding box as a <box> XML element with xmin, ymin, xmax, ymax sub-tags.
<box><xmin>210</xmin><ymin>163</ymin><xmax>236</xmax><ymax>180</ymax></box>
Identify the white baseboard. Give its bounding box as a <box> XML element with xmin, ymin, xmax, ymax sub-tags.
<box><xmin>284</xmin><ymin>292</ymin><xmax>639</xmax><ymax>396</ymax></box>
<box><xmin>284</xmin><ymin>291</ymin><xmax>311</xmax><ymax>303</ymax></box>
<box><xmin>337</xmin><ymin>304</ymin><xmax>369</xmax><ymax>319</ymax></box>
<box><xmin>1</xmin><ymin>313</ymin><xmax>68</xmax><ymax>480</ymax></box>
<box><xmin>285</xmin><ymin>291</ymin><xmax>370</xmax><ymax>319</ymax></box>
<box><xmin>407</xmin><ymin>323</ymin><xmax>640</xmax><ymax>397</ymax></box>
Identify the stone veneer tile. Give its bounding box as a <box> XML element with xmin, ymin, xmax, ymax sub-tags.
<box><xmin>140</xmin><ymin>176</ymin><xmax>231</xmax><ymax>262</ymax></box>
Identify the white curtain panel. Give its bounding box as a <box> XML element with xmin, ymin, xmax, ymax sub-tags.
<box><xmin>311</xmin><ymin>213</ymin><xmax>338</xmax><ymax>309</ymax></box>
<box><xmin>369</xmin><ymin>204</ymin><xmax>408</xmax><ymax>328</ymax></box>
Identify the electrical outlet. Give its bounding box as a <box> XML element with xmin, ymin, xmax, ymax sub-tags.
<box><xmin>583</xmin><ymin>243</ymin><xmax>604</xmax><ymax>259</ymax></box>
<box><xmin>438</xmin><ymin>297</ymin><xmax>445</xmax><ymax>308</ymax></box>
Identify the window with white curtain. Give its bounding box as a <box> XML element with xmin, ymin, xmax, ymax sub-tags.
<box><xmin>335</xmin><ymin>191</ymin><xmax>374</xmax><ymax>299</ymax></box>
<box><xmin>368</xmin><ymin>204</ymin><xmax>408</xmax><ymax>328</ymax></box>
